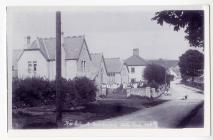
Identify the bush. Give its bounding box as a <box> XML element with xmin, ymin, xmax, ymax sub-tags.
<box><xmin>12</xmin><ymin>77</ymin><xmax>55</xmax><ymax>108</ymax></box>
<box><xmin>74</xmin><ymin>77</ymin><xmax>97</xmax><ymax>105</ymax></box>
<box><xmin>61</xmin><ymin>79</ymin><xmax>78</xmax><ymax>109</ymax></box>
<box><xmin>12</xmin><ymin>77</ymin><xmax>97</xmax><ymax>108</ymax></box>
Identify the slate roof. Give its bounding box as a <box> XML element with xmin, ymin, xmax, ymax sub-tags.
<box><xmin>26</xmin><ymin>36</ymin><xmax>86</xmax><ymax>60</ymax></box>
<box><xmin>91</xmin><ymin>53</ymin><xmax>103</xmax><ymax>69</ymax></box>
<box><xmin>105</xmin><ymin>58</ymin><xmax>123</xmax><ymax>73</ymax></box>
<box><xmin>124</xmin><ymin>55</ymin><xmax>146</xmax><ymax>66</ymax></box>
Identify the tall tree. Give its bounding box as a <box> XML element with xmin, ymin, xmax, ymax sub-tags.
<box><xmin>152</xmin><ymin>10</ymin><xmax>204</xmax><ymax>48</ymax></box>
<box><xmin>178</xmin><ymin>50</ymin><xmax>204</xmax><ymax>82</ymax></box>
<box><xmin>143</xmin><ymin>64</ymin><xmax>166</xmax><ymax>85</ymax></box>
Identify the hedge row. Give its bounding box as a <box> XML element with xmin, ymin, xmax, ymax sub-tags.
<box><xmin>12</xmin><ymin>77</ymin><xmax>97</xmax><ymax>108</ymax></box>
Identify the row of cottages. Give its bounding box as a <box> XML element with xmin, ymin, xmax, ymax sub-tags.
<box><xmin>12</xmin><ymin>35</ymin><xmax>129</xmax><ymax>87</ymax></box>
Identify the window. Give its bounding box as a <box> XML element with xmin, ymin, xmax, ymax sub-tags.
<box><xmin>109</xmin><ymin>72</ymin><xmax>115</xmax><ymax>82</ymax></box>
<box><xmin>81</xmin><ymin>60</ymin><xmax>86</xmax><ymax>72</ymax></box>
<box><xmin>131</xmin><ymin>67</ymin><xmax>135</xmax><ymax>73</ymax></box>
<box><xmin>33</xmin><ymin>61</ymin><xmax>37</xmax><ymax>72</ymax></box>
<box><xmin>28</xmin><ymin>61</ymin><xmax>32</xmax><ymax>73</ymax></box>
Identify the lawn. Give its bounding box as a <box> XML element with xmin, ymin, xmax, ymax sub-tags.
<box><xmin>12</xmin><ymin>96</ymin><xmax>168</xmax><ymax>129</ymax></box>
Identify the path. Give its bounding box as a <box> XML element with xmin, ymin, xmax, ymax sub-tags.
<box><xmin>77</xmin><ymin>80</ymin><xmax>204</xmax><ymax>128</ymax></box>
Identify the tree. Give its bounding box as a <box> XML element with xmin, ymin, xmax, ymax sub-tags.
<box><xmin>178</xmin><ymin>50</ymin><xmax>204</xmax><ymax>82</ymax></box>
<box><xmin>152</xmin><ymin>10</ymin><xmax>204</xmax><ymax>48</ymax></box>
<box><xmin>143</xmin><ymin>64</ymin><xmax>166</xmax><ymax>86</ymax></box>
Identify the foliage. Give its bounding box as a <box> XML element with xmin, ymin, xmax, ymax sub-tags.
<box><xmin>165</xmin><ymin>74</ymin><xmax>174</xmax><ymax>87</ymax></box>
<box><xmin>12</xmin><ymin>77</ymin><xmax>55</xmax><ymax>107</ymax></box>
<box><xmin>178</xmin><ymin>49</ymin><xmax>204</xmax><ymax>82</ymax></box>
<box><xmin>60</xmin><ymin>79</ymin><xmax>78</xmax><ymax>109</ymax></box>
<box><xmin>152</xmin><ymin>10</ymin><xmax>204</xmax><ymax>48</ymax></box>
<box><xmin>143</xmin><ymin>64</ymin><xmax>166</xmax><ymax>86</ymax></box>
<box><xmin>73</xmin><ymin>77</ymin><xmax>97</xmax><ymax>105</ymax></box>
<box><xmin>12</xmin><ymin>77</ymin><xmax>97</xmax><ymax>108</ymax></box>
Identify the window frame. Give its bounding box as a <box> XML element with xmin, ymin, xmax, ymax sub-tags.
<box><xmin>131</xmin><ymin>67</ymin><xmax>135</xmax><ymax>73</ymax></box>
<box><xmin>28</xmin><ymin>61</ymin><xmax>32</xmax><ymax>73</ymax></box>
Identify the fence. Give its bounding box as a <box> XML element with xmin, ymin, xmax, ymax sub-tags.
<box><xmin>96</xmin><ymin>86</ymin><xmax>166</xmax><ymax>99</ymax></box>
<box><xmin>126</xmin><ymin>87</ymin><xmax>162</xmax><ymax>98</ymax></box>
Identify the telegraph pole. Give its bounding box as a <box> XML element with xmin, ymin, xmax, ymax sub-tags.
<box><xmin>56</xmin><ymin>11</ymin><xmax>62</xmax><ymax>127</ymax></box>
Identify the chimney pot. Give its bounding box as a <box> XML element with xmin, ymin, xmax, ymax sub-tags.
<box><xmin>133</xmin><ymin>48</ymin><xmax>139</xmax><ymax>56</ymax></box>
<box><xmin>27</xmin><ymin>36</ymin><xmax>30</xmax><ymax>45</ymax></box>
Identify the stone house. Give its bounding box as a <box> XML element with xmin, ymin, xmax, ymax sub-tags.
<box><xmin>16</xmin><ymin>35</ymin><xmax>94</xmax><ymax>80</ymax></box>
<box><xmin>124</xmin><ymin>48</ymin><xmax>147</xmax><ymax>83</ymax></box>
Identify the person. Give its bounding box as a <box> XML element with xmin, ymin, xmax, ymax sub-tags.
<box><xmin>181</xmin><ymin>95</ymin><xmax>188</xmax><ymax>100</ymax></box>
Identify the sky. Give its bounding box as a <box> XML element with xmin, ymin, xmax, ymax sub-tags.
<box><xmin>7</xmin><ymin>6</ymin><xmax>199</xmax><ymax>60</ymax></box>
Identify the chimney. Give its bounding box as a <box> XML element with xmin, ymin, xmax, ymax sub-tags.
<box><xmin>27</xmin><ymin>36</ymin><xmax>30</xmax><ymax>45</ymax></box>
<box><xmin>133</xmin><ymin>48</ymin><xmax>139</xmax><ymax>56</ymax></box>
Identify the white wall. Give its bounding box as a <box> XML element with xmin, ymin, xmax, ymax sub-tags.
<box><xmin>47</xmin><ymin>46</ymin><xmax>66</xmax><ymax>81</ymax></box>
<box><xmin>66</xmin><ymin>60</ymin><xmax>77</xmax><ymax>80</ymax></box>
<box><xmin>128</xmin><ymin>65</ymin><xmax>146</xmax><ymax>82</ymax></box>
<box><xmin>18</xmin><ymin>50</ymin><xmax>48</xmax><ymax>79</ymax></box>
<box><xmin>48</xmin><ymin>61</ymin><xmax>55</xmax><ymax>80</ymax></box>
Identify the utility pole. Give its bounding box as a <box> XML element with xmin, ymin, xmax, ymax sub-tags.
<box><xmin>56</xmin><ymin>11</ymin><xmax>62</xmax><ymax>127</ymax></box>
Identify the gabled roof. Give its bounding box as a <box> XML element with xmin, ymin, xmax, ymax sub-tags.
<box><xmin>90</xmin><ymin>53</ymin><xmax>108</xmax><ymax>79</ymax></box>
<box><xmin>91</xmin><ymin>53</ymin><xmax>103</xmax><ymax>69</ymax></box>
<box><xmin>12</xmin><ymin>49</ymin><xmax>23</xmax><ymax>66</ymax></box>
<box><xmin>124</xmin><ymin>55</ymin><xmax>146</xmax><ymax>66</ymax></box>
<box><xmin>23</xmin><ymin>36</ymin><xmax>89</xmax><ymax>61</ymax></box>
<box><xmin>105</xmin><ymin>58</ymin><xmax>123</xmax><ymax>73</ymax></box>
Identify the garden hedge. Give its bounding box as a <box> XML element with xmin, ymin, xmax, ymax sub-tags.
<box><xmin>12</xmin><ymin>77</ymin><xmax>97</xmax><ymax>108</ymax></box>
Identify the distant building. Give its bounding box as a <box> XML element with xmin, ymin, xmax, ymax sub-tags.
<box><xmin>124</xmin><ymin>48</ymin><xmax>146</xmax><ymax>83</ymax></box>
<box><xmin>105</xmin><ymin>58</ymin><xmax>129</xmax><ymax>86</ymax></box>
<box><xmin>16</xmin><ymin>35</ymin><xmax>94</xmax><ymax>80</ymax></box>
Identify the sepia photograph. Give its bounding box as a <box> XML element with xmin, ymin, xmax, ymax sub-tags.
<box><xmin>7</xmin><ymin>6</ymin><xmax>208</xmax><ymax>130</ymax></box>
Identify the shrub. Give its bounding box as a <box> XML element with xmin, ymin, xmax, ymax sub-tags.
<box><xmin>12</xmin><ymin>77</ymin><xmax>97</xmax><ymax>108</ymax></box>
<box><xmin>74</xmin><ymin>77</ymin><xmax>97</xmax><ymax>105</ymax></box>
<box><xmin>61</xmin><ymin>79</ymin><xmax>78</xmax><ymax>109</ymax></box>
<box><xmin>12</xmin><ymin>77</ymin><xmax>55</xmax><ymax>108</ymax></box>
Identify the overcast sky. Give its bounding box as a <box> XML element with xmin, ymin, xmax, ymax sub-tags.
<box><xmin>7</xmin><ymin>6</ymin><xmax>202</xmax><ymax>60</ymax></box>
